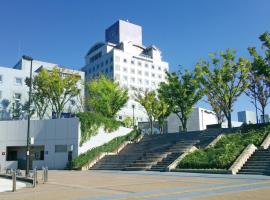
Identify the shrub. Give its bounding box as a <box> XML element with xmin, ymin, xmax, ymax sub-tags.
<box><xmin>71</xmin><ymin>130</ymin><xmax>140</xmax><ymax>169</ymax></box>
<box><xmin>178</xmin><ymin>127</ymin><xmax>268</xmax><ymax>169</ymax></box>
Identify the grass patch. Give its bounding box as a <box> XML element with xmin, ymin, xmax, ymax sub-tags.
<box><xmin>71</xmin><ymin>130</ymin><xmax>140</xmax><ymax>169</ymax></box>
<box><xmin>77</xmin><ymin>112</ymin><xmax>122</xmax><ymax>145</ymax></box>
<box><xmin>178</xmin><ymin>125</ymin><xmax>269</xmax><ymax>169</ymax></box>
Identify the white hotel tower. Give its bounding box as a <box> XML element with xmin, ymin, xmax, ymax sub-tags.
<box><xmin>82</xmin><ymin>20</ymin><xmax>169</xmax><ymax>122</ymax></box>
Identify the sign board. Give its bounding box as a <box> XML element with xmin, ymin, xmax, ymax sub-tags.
<box><xmin>30</xmin><ymin>137</ymin><xmax>34</xmax><ymax>145</ymax></box>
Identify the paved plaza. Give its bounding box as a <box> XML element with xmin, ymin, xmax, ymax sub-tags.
<box><xmin>0</xmin><ymin>170</ymin><xmax>270</xmax><ymax>200</ymax></box>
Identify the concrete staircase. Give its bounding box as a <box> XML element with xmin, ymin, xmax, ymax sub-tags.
<box><xmin>90</xmin><ymin>131</ymin><xmax>222</xmax><ymax>171</ymax></box>
<box><xmin>238</xmin><ymin>148</ymin><xmax>270</xmax><ymax>175</ymax></box>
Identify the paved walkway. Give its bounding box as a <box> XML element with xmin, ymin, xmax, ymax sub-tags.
<box><xmin>0</xmin><ymin>178</ymin><xmax>27</xmax><ymax>193</ymax></box>
<box><xmin>0</xmin><ymin>170</ymin><xmax>270</xmax><ymax>199</ymax></box>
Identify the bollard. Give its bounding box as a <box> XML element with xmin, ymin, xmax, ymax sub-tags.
<box><xmin>33</xmin><ymin>168</ymin><xmax>37</xmax><ymax>188</ymax></box>
<box><xmin>42</xmin><ymin>167</ymin><xmax>46</xmax><ymax>184</ymax></box>
<box><xmin>45</xmin><ymin>167</ymin><xmax>48</xmax><ymax>182</ymax></box>
<box><xmin>12</xmin><ymin>169</ymin><xmax>16</xmax><ymax>192</ymax></box>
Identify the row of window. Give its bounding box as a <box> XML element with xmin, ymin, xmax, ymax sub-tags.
<box><xmin>0</xmin><ymin>91</ymin><xmax>21</xmax><ymax>100</ymax></box>
<box><xmin>86</xmin><ymin>65</ymin><xmax>113</xmax><ymax>76</ymax></box>
<box><xmin>116</xmin><ymin>56</ymin><xmax>165</xmax><ymax>71</ymax></box>
<box><xmin>116</xmin><ymin>75</ymin><xmax>160</xmax><ymax>86</ymax></box>
<box><xmin>116</xmin><ymin>66</ymin><xmax>163</xmax><ymax>79</ymax></box>
<box><xmin>88</xmin><ymin>56</ymin><xmax>113</xmax><ymax>68</ymax></box>
<box><xmin>0</xmin><ymin>75</ymin><xmax>23</xmax><ymax>85</ymax></box>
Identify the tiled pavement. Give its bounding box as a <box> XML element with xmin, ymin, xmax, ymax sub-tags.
<box><xmin>1</xmin><ymin>170</ymin><xmax>270</xmax><ymax>200</ymax></box>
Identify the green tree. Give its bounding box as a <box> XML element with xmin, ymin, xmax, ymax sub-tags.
<box><xmin>246</xmin><ymin>32</ymin><xmax>270</xmax><ymax>123</ymax></box>
<box><xmin>135</xmin><ymin>90</ymin><xmax>157</xmax><ymax>134</ymax></box>
<box><xmin>123</xmin><ymin>116</ymin><xmax>133</xmax><ymax>128</ymax></box>
<box><xmin>159</xmin><ymin>70</ymin><xmax>204</xmax><ymax>131</ymax></box>
<box><xmin>196</xmin><ymin>49</ymin><xmax>250</xmax><ymax>128</ymax></box>
<box><xmin>153</xmin><ymin>98</ymin><xmax>170</xmax><ymax>134</ymax></box>
<box><xmin>86</xmin><ymin>75</ymin><xmax>128</xmax><ymax>118</ymax></box>
<box><xmin>29</xmin><ymin>68</ymin><xmax>81</xmax><ymax>118</ymax></box>
<box><xmin>25</xmin><ymin>70</ymin><xmax>50</xmax><ymax>119</ymax></box>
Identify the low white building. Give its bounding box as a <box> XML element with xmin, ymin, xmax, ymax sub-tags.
<box><xmin>238</xmin><ymin>111</ymin><xmax>257</xmax><ymax>124</ymax></box>
<box><xmin>0</xmin><ymin>118</ymin><xmax>131</xmax><ymax>170</ymax></box>
<box><xmin>167</xmin><ymin>107</ymin><xmax>243</xmax><ymax>133</ymax></box>
<box><xmin>0</xmin><ymin>57</ymin><xmax>85</xmax><ymax>120</ymax></box>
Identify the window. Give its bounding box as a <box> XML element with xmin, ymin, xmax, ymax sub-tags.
<box><xmin>145</xmin><ymin>63</ymin><xmax>148</xmax><ymax>68</ymax></box>
<box><xmin>138</xmin><ymin>78</ymin><xmax>142</xmax><ymax>84</ymax></box>
<box><xmin>115</xmin><ymin>74</ymin><xmax>120</xmax><ymax>80</ymax></box>
<box><xmin>158</xmin><ymin>66</ymin><xmax>161</xmax><ymax>70</ymax></box>
<box><xmin>101</xmin><ymin>62</ymin><xmax>104</xmax><ymax>67</ymax></box>
<box><xmin>145</xmin><ymin>80</ymin><xmax>149</xmax><ymax>85</ymax></box>
<box><xmin>131</xmin><ymin>60</ymin><xmax>135</xmax><ymax>65</ymax></box>
<box><xmin>131</xmin><ymin>77</ymin><xmax>135</xmax><ymax>83</ymax></box>
<box><xmin>105</xmin><ymin>59</ymin><xmax>108</xmax><ymax>65</ymax></box>
<box><xmin>88</xmin><ymin>68</ymin><xmax>92</xmax><ymax>74</ymax></box>
<box><xmin>130</xmin><ymin>68</ymin><xmax>135</xmax><ymax>74</ymax></box>
<box><xmin>14</xmin><ymin>93</ymin><xmax>21</xmax><ymax>101</ymax></box>
<box><xmin>152</xmin><ymin>73</ymin><xmax>155</xmax><ymax>78</ymax></box>
<box><xmin>115</xmin><ymin>65</ymin><xmax>120</xmax><ymax>71</ymax></box>
<box><xmin>138</xmin><ymin>61</ymin><xmax>142</xmax><ymax>66</ymax></box>
<box><xmin>55</xmin><ymin>145</ymin><xmax>67</xmax><ymax>153</ymax></box>
<box><xmin>110</xmin><ymin>66</ymin><xmax>113</xmax><ymax>72</ymax></box>
<box><xmin>96</xmin><ymin>64</ymin><xmax>100</xmax><ymax>70</ymax></box>
<box><xmin>119</xmin><ymin>116</ymin><xmax>123</xmax><ymax>120</ymax></box>
<box><xmin>123</xmin><ymin>58</ymin><xmax>127</xmax><ymax>63</ymax></box>
<box><xmin>152</xmin><ymin>65</ymin><xmax>155</xmax><ymax>69</ymax></box>
<box><xmin>115</xmin><ymin>56</ymin><xmax>120</xmax><ymax>62</ymax></box>
<box><xmin>138</xmin><ymin>70</ymin><xmax>142</xmax><ymax>75</ymax></box>
<box><xmin>145</xmin><ymin>71</ymin><xmax>149</xmax><ymax>76</ymax></box>
<box><xmin>110</xmin><ymin>57</ymin><xmax>113</xmax><ymax>63</ymax></box>
<box><xmin>0</xmin><ymin>75</ymin><xmax>2</xmax><ymax>83</ymax></box>
<box><xmin>123</xmin><ymin>76</ymin><xmax>128</xmax><ymax>81</ymax></box>
<box><xmin>123</xmin><ymin>67</ymin><xmax>128</xmax><ymax>72</ymax></box>
<box><xmin>15</xmin><ymin>77</ymin><xmax>22</xmax><ymax>85</ymax></box>
<box><xmin>0</xmin><ymin>90</ymin><xmax>2</xmax><ymax>99</ymax></box>
<box><xmin>158</xmin><ymin>74</ymin><xmax>162</xmax><ymax>79</ymax></box>
<box><xmin>93</xmin><ymin>66</ymin><xmax>96</xmax><ymax>72</ymax></box>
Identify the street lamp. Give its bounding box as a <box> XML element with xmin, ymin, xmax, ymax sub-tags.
<box><xmin>132</xmin><ymin>104</ymin><xmax>135</xmax><ymax>128</ymax></box>
<box><xmin>23</xmin><ymin>55</ymin><xmax>33</xmax><ymax>177</ymax></box>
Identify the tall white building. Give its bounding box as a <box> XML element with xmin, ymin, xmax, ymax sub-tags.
<box><xmin>82</xmin><ymin>20</ymin><xmax>169</xmax><ymax>122</ymax></box>
<box><xmin>0</xmin><ymin>57</ymin><xmax>85</xmax><ymax>120</ymax></box>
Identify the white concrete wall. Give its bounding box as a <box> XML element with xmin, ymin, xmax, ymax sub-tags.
<box><xmin>0</xmin><ymin>118</ymin><xmax>80</xmax><ymax>170</ymax></box>
<box><xmin>78</xmin><ymin>126</ymin><xmax>132</xmax><ymax>155</ymax></box>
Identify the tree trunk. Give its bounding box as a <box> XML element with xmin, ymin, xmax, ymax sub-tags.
<box><xmin>150</xmin><ymin>119</ymin><xmax>153</xmax><ymax>135</ymax></box>
<box><xmin>262</xmin><ymin>108</ymin><xmax>265</xmax><ymax>123</ymax></box>
<box><xmin>254</xmin><ymin>96</ymin><xmax>259</xmax><ymax>124</ymax></box>
<box><xmin>227</xmin><ymin>112</ymin><xmax>232</xmax><ymax>128</ymax></box>
<box><xmin>182</xmin><ymin>118</ymin><xmax>187</xmax><ymax>132</ymax></box>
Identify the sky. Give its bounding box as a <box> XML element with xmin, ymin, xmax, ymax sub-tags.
<box><xmin>0</xmin><ymin>0</ymin><xmax>270</xmax><ymax>120</ymax></box>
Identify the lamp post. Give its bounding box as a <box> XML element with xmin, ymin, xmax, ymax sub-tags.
<box><xmin>23</xmin><ymin>55</ymin><xmax>33</xmax><ymax>177</ymax></box>
<box><xmin>132</xmin><ymin>104</ymin><xmax>135</xmax><ymax>128</ymax></box>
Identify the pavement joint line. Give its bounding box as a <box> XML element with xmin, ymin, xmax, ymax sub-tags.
<box><xmin>78</xmin><ymin>179</ymin><xmax>267</xmax><ymax>200</ymax></box>
<box><xmin>110</xmin><ymin>180</ymin><xmax>270</xmax><ymax>200</ymax></box>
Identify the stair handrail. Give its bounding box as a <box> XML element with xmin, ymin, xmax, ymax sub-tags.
<box><xmin>229</xmin><ymin>144</ymin><xmax>257</xmax><ymax>175</ymax></box>
<box><xmin>260</xmin><ymin>133</ymin><xmax>270</xmax><ymax>150</ymax></box>
<box><xmin>167</xmin><ymin>146</ymin><xmax>198</xmax><ymax>171</ymax></box>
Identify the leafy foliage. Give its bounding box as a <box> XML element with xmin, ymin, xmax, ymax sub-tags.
<box><xmin>71</xmin><ymin>130</ymin><xmax>140</xmax><ymax>169</ymax></box>
<box><xmin>26</xmin><ymin>68</ymin><xmax>81</xmax><ymax>119</ymax></box>
<box><xmin>196</xmin><ymin>49</ymin><xmax>250</xmax><ymax>128</ymax></box>
<box><xmin>86</xmin><ymin>75</ymin><xmax>129</xmax><ymax>118</ymax></box>
<box><xmin>77</xmin><ymin>112</ymin><xmax>122</xmax><ymax>145</ymax></box>
<box><xmin>122</xmin><ymin>116</ymin><xmax>133</xmax><ymax>128</ymax></box>
<box><xmin>159</xmin><ymin>70</ymin><xmax>204</xmax><ymax>131</ymax></box>
<box><xmin>178</xmin><ymin>126</ymin><xmax>269</xmax><ymax>169</ymax></box>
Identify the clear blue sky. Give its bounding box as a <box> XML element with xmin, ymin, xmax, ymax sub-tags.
<box><xmin>0</xmin><ymin>0</ymin><xmax>270</xmax><ymax>120</ymax></box>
